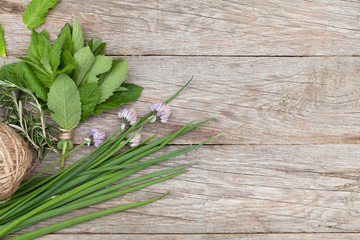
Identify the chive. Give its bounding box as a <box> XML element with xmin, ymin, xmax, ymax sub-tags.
<box><xmin>4</xmin><ymin>170</ymin><xmax>187</xmax><ymax>236</ymax></box>
<box><xmin>10</xmin><ymin>193</ymin><xmax>170</xmax><ymax>240</ymax></box>
<box><xmin>0</xmin><ymin>77</ymin><xmax>220</xmax><ymax>239</ymax></box>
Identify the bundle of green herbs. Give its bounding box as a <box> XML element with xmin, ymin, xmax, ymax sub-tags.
<box><xmin>0</xmin><ymin>18</ymin><xmax>142</xmax><ymax>167</ymax></box>
<box><xmin>0</xmin><ymin>79</ymin><xmax>219</xmax><ymax>239</ymax></box>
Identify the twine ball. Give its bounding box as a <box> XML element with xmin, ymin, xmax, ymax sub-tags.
<box><xmin>0</xmin><ymin>122</ymin><xmax>32</xmax><ymax>203</ymax></box>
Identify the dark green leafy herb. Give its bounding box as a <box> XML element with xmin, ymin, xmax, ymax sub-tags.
<box><xmin>94</xmin><ymin>83</ymin><xmax>143</xmax><ymax>115</ymax></box>
<box><xmin>23</xmin><ymin>0</ymin><xmax>61</xmax><ymax>29</ymax></box>
<box><xmin>79</xmin><ymin>82</ymin><xmax>99</xmax><ymax>122</ymax></box>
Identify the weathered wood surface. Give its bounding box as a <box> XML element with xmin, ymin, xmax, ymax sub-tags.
<box><xmin>30</xmin><ymin>233</ymin><xmax>360</xmax><ymax>240</ymax></box>
<box><xmin>3</xmin><ymin>56</ymin><xmax>360</xmax><ymax>145</ymax></box>
<box><xmin>2</xmin><ymin>1</ymin><xmax>360</xmax><ymax>240</ymax></box>
<box><xmin>11</xmin><ymin>144</ymin><xmax>360</xmax><ymax>235</ymax></box>
<box><xmin>1</xmin><ymin>0</ymin><xmax>360</xmax><ymax>56</ymax></box>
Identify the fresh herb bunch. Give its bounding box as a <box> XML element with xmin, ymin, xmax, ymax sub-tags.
<box><xmin>0</xmin><ymin>62</ymin><xmax>58</xmax><ymax>162</ymax></box>
<box><xmin>16</xmin><ymin>17</ymin><xmax>142</xmax><ymax>166</ymax></box>
<box><xmin>0</xmin><ymin>79</ymin><xmax>220</xmax><ymax>240</ymax></box>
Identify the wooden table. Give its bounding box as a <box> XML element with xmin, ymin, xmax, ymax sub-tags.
<box><xmin>2</xmin><ymin>0</ymin><xmax>360</xmax><ymax>239</ymax></box>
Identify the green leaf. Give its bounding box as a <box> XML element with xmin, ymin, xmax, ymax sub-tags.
<box><xmin>57</xmin><ymin>63</ymin><xmax>77</xmax><ymax>75</ymax></box>
<box><xmin>23</xmin><ymin>29</ymin><xmax>59</xmax><ymax>88</ymax></box>
<box><xmin>72</xmin><ymin>17</ymin><xmax>84</xmax><ymax>54</ymax></box>
<box><xmin>79</xmin><ymin>82</ymin><xmax>99</xmax><ymax>122</ymax></box>
<box><xmin>97</xmin><ymin>59</ymin><xmax>128</xmax><ymax>103</ymax></box>
<box><xmin>83</xmin><ymin>55</ymin><xmax>112</xmax><ymax>84</ymax></box>
<box><xmin>73</xmin><ymin>46</ymin><xmax>95</xmax><ymax>85</ymax></box>
<box><xmin>0</xmin><ymin>62</ymin><xmax>48</xmax><ymax>101</ymax></box>
<box><xmin>93</xmin><ymin>43</ymin><xmax>106</xmax><ymax>56</ymax></box>
<box><xmin>0</xmin><ymin>63</ymin><xmax>23</xmax><ymax>86</ymax></box>
<box><xmin>87</xmin><ymin>38</ymin><xmax>106</xmax><ymax>56</ymax></box>
<box><xmin>49</xmin><ymin>43</ymin><xmax>61</xmax><ymax>75</ymax></box>
<box><xmin>0</xmin><ymin>25</ymin><xmax>6</xmax><ymax>59</ymax></box>
<box><xmin>20</xmin><ymin>62</ymin><xmax>48</xmax><ymax>101</ymax></box>
<box><xmin>94</xmin><ymin>83</ymin><xmax>142</xmax><ymax>115</ymax></box>
<box><xmin>57</xmin><ymin>23</ymin><xmax>73</xmax><ymax>54</ymax></box>
<box><xmin>47</xmin><ymin>74</ymin><xmax>81</xmax><ymax>129</ymax></box>
<box><xmin>23</xmin><ymin>0</ymin><xmax>61</xmax><ymax>29</ymax></box>
<box><xmin>28</xmin><ymin>29</ymin><xmax>51</xmax><ymax>66</ymax></box>
<box><xmin>59</xmin><ymin>50</ymin><xmax>76</xmax><ymax>74</ymax></box>
<box><xmin>115</xmin><ymin>86</ymin><xmax>128</xmax><ymax>91</ymax></box>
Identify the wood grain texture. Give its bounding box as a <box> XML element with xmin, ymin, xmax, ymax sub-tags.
<box><xmin>1</xmin><ymin>0</ymin><xmax>360</xmax><ymax>56</ymax></box>
<box><xmin>11</xmin><ymin>144</ymin><xmax>360</xmax><ymax>235</ymax></box>
<box><xmin>2</xmin><ymin>1</ymin><xmax>360</xmax><ymax>239</ymax></box>
<box><xmin>3</xmin><ymin>56</ymin><xmax>360</xmax><ymax>145</ymax></box>
<box><xmin>27</xmin><ymin>233</ymin><xmax>360</xmax><ymax>240</ymax></box>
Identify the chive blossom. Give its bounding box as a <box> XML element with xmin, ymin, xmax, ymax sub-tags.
<box><xmin>150</xmin><ymin>103</ymin><xmax>171</xmax><ymax>123</ymax></box>
<box><xmin>118</xmin><ymin>108</ymin><xmax>137</xmax><ymax>125</ymax></box>
<box><xmin>89</xmin><ymin>129</ymin><xmax>106</xmax><ymax>147</ymax></box>
<box><xmin>126</xmin><ymin>131</ymin><xmax>142</xmax><ymax>147</ymax></box>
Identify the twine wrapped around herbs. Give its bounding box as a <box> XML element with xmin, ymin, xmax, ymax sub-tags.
<box><xmin>59</xmin><ymin>128</ymin><xmax>72</xmax><ymax>140</ymax></box>
<box><xmin>0</xmin><ymin>122</ymin><xmax>32</xmax><ymax>203</ymax></box>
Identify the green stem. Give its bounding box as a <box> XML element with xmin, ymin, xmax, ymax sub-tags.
<box><xmin>61</xmin><ymin>141</ymin><xmax>67</xmax><ymax>168</ymax></box>
<box><xmin>9</xmin><ymin>193</ymin><xmax>169</xmax><ymax>240</ymax></box>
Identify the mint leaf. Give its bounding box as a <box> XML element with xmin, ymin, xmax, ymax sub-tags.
<box><xmin>0</xmin><ymin>62</ymin><xmax>48</xmax><ymax>101</ymax></box>
<box><xmin>23</xmin><ymin>0</ymin><xmax>61</xmax><ymax>29</ymax></box>
<box><xmin>88</xmin><ymin>38</ymin><xmax>106</xmax><ymax>56</ymax></box>
<box><xmin>57</xmin><ymin>23</ymin><xmax>73</xmax><ymax>54</ymax></box>
<box><xmin>0</xmin><ymin>26</ymin><xmax>6</xmax><ymax>59</ymax></box>
<box><xmin>59</xmin><ymin>50</ymin><xmax>76</xmax><ymax>73</ymax></box>
<box><xmin>74</xmin><ymin>46</ymin><xmax>95</xmax><ymax>86</ymax></box>
<box><xmin>98</xmin><ymin>59</ymin><xmax>128</xmax><ymax>103</ymax></box>
<box><xmin>84</xmin><ymin>55</ymin><xmax>112</xmax><ymax>84</ymax></box>
<box><xmin>0</xmin><ymin>63</ymin><xmax>23</xmax><ymax>86</ymax></box>
<box><xmin>72</xmin><ymin>17</ymin><xmax>84</xmax><ymax>54</ymax></box>
<box><xmin>49</xmin><ymin>39</ymin><xmax>62</xmax><ymax>74</ymax></box>
<box><xmin>28</xmin><ymin>29</ymin><xmax>51</xmax><ymax>66</ymax></box>
<box><xmin>23</xmin><ymin>29</ymin><xmax>63</xmax><ymax>88</ymax></box>
<box><xmin>94</xmin><ymin>83</ymin><xmax>143</xmax><ymax>115</ymax></box>
<box><xmin>18</xmin><ymin>56</ymin><xmax>54</xmax><ymax>88</ymax></box>
<box><xmin>47</xmin><ymin>74</ymin><xmax>81</xmax><ymax>129</ymax></box>
<box><xmin>79</xmin><ymin>82</ymin><xmax>99</xmax><ymax>122</ymax></box>
<box><xmin>20</xmin><ymin>62</ymin><xmax>48</xmax><ymax>101</ymax></box>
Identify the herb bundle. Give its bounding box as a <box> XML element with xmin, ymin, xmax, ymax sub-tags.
<box><xmin>1</xmin><ymin>18</ymin><xmax>142</xmax><ymax>167</ymax></box>
<box><xmin>0</xmin><ymin>80</ymin><xmax>219</xmax><ymax>239</ymax></box>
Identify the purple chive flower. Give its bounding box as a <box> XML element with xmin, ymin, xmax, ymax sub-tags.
<box><xmin>126</xmin><ymin>131</ymin><xmax>142</xmax><ymax>147</ymax></box>
<box><xmin>89</xmin><ymin>128</ymin><xmax>106</xmax><ymax>147</ymax></box>
<box><xmin>150</xmin><ymin>102</ymin><xmax>171</xmax><ymax>123</ymax></box>
<box><xmin>118</xmin><ymin>108</ymin><xmax>137</xmax><ymax>125</ymax></box>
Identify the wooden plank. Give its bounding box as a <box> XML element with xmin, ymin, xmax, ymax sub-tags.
<box><xmin>1</xmin><ymin>0</ymin><xmax>360</xmax><ymax>56</ymax></box>
<box><xmin>28</xmin><ymin>233</ymin><xmax>360</xmax><ymax>240</ymax></box>
<box><xmin>12</xmin><ymin>144</ymin><xmax>360</xmax><ymax>235</ymax></box>
<box><xmin>3</xmin><ymin>56</ymin><xmax>360</xmax><ymax>145</ymax></box>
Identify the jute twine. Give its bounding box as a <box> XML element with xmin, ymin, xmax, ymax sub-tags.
<box><xmin>0</xmin><ymin>122</ymin><xmax>32</xmax><ymax>203</ymax></box>
<box><xmin>59</xmin><ymin>128</ymin><xmax>72</xmax><ymax>140</ymax></box>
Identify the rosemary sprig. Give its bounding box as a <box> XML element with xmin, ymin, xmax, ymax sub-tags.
<box><xmin>0</xmin><ymin>78</ymin><xmax>58</xmax><ymax>162</ymax></box>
